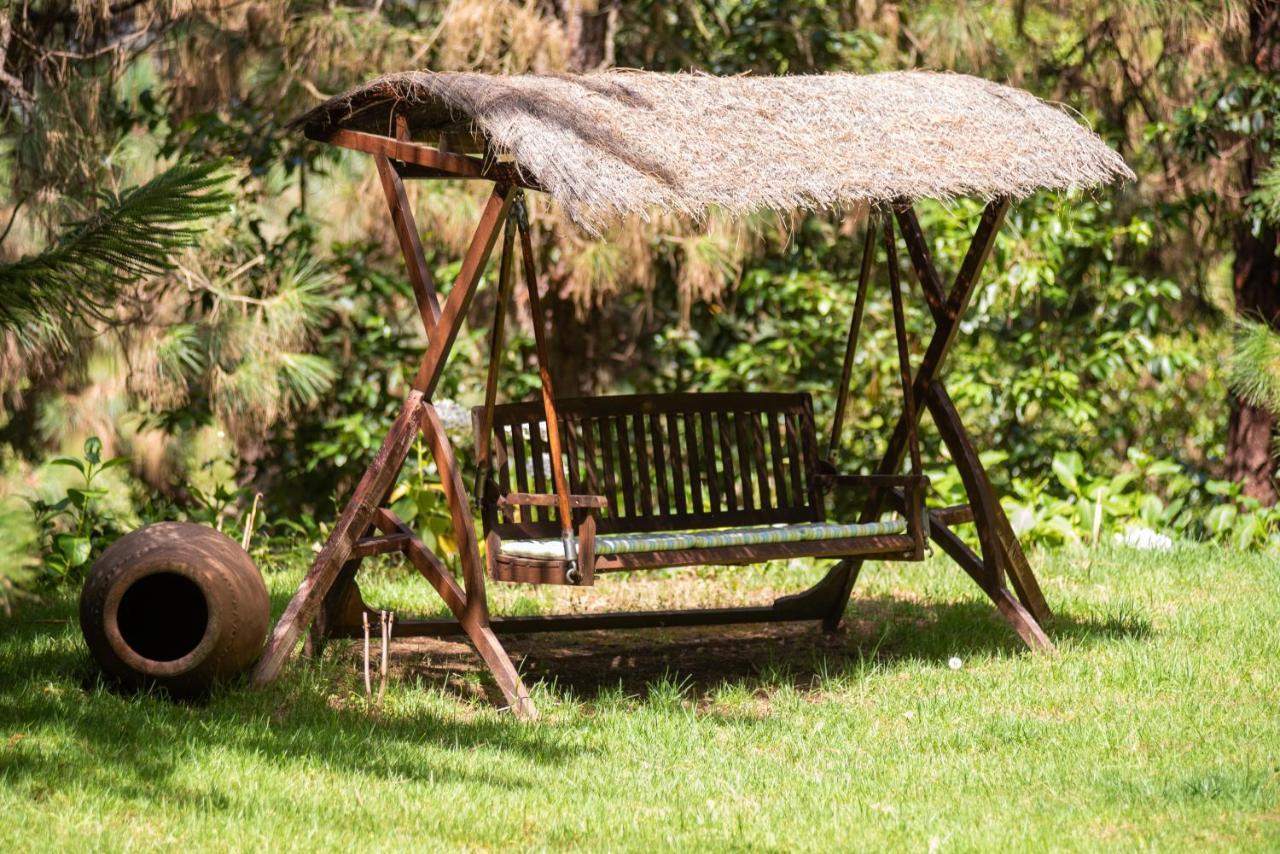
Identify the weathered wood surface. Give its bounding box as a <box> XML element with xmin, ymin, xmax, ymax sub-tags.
<box><xmin>478</xmin><ymin>392</ymin><xmax>823</xmax><ymax>539</ymax></box>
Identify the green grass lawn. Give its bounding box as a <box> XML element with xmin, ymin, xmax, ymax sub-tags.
<box><xmin>2</xmin><ymin>543</ymin><xmax>1278</xmax><ymax>850</ymax></box>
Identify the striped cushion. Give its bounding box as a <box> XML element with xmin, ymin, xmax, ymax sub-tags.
<box><xmin>500</xmin><ymin>520</ymin><xmax>908</xmax><ymax>560</ymax></box>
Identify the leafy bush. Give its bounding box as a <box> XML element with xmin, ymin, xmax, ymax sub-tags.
<box><xmin>28</xmin><ymin>437</ymin><xmax>129</xmax><ymax>585</ymax></box>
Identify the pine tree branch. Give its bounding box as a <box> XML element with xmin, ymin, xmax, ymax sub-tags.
<box><xmin>0</xmin><ymin>160</ymin><xmax>232</xmax><ymax>335</ymax></box>
<box><xmin>1247</xmin><ymin>164</ymin><xmax>1280</xmax><ymax>226</ymax></box>
<box><xmin>1230</xmin><ymin>319</ymin><xmax>1280</xmax><ymax>417</ymax></box>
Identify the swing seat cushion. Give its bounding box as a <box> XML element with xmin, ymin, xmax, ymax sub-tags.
<box><xmin>499</xmin><ymin>519</ymin><xmax>908</xmax><ymax>560</ymax></box>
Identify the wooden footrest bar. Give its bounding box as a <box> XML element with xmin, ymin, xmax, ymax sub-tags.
<box><xmin>931</xmin><ymin>504</ymin><xmax>975</xmax><ymax>526</ymax></box>
<box><xmin>351</xmin><ymin>532</ymin><xmax>412</xmax><ymax>558</ymax></box>
<box><xmin>330</xmin><ymin>602</ymin><xmax>830</xmax><ymax>638</ymax></box>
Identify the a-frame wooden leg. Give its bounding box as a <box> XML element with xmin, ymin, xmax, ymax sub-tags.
<box><xmin>254</xmin><ymin>181</ymin><xmax>523</xmax><ymax>701</ymax></box>
<box><xmin>371</xmin><ymin>508</ymin><xmax>536</xmax><ymax>719</ymax></box>
<box><xmin>420</xmin><ymin>402</ymin><xmax>537</xmax><ymax>717</ymax></box>
<box><xmin>821</xmin><ymin>199</ymin><xmax>1053</xmax><ymax>651</ymax></box>
<box><xmin>822</xmin><ymin>200</ymin><xmax>1008</xmax><ymax>629</ymax></box>
<box><xmin>894</xmin><ymin>205</ymin><xmax>1051</xmax><ymax>624</ymax></box>
<box><xmin>919</xmin><ymin>512</ymin><xmax>1052</xmax><ymax>650</ymax></box>
<box><xmin>306</xmin><ymin>557</ymin><xmax>366</xmax><ymax>658</ymax></box>
<box><xmin>253</xmin><ymin>391</ymin><xmax>429</xmax><ymax>685</ymax></box>
<box><xmin>926</xmin><ymin>383</ymin><xmax>1051</xmax><ymax>624</ymax></box>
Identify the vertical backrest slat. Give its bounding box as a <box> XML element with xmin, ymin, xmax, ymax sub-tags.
<box><xmin>581</xmin><ymin>415</ymin><xmax>601</xmax><ymax>498</ymax></box>
<box><xmin>684</xmin><ymin>412</ymin><xmax>704</xmax><ymax>514</ymax></box>
<box><xmin>783</xmin><ymin>412</ymin><xmax>804</xmax><ymax>508</ymax></box>
<box><xmin>614</xmin><ymin>415</ymin><xmax>636</xmax><ymax>518</ymax></box>
<box><xmin>667</xmin><ymin>412</ymin><xmax>687</xmax><ymax>516</ymax></box>
<box><xmin>496</xmin><ymin>423</ymin><xmax>515</xmax><ymax>524</ymax></box>
<box><xmin>750</xmin><ymin>412</ymin><xmax>773</xmax><ymax>512</ymax></box>
<box><xmin>734</xmin><ymin>411</ymin><xmax>755</xmax><ymax>512</ymax></box>
<box><xmin>598</xmin><ymin>415</ymin><xmax>619</xmax><ymax>519</ymax></box>
<box><xmin>527</xmin><ymin>419</ymin><xmax>548</xmax><ymax>523</ymax></box>
<box><xmin>767</xmin><ymin>412</ymin><xmax>789</xmax><ymax>509</ymax></box>
<box><xmin>699</xmin><ymin>411</ymin><xmax>720</xmax><ymax>512</ymax></box>
<box><xmin>801</xmin><ymin>397</ymin><xmax>824</xmax><ymax>522</ymax></box>
<box><xmin>511</xmin><ymin>422</ymin><xmax>530</xmax><ymax>521</ymax></box>
<box><xmin>632</xmin><ymin>413</ymin><xmax>653</xmax><ymax>515</ymax></box>
<box><xmin>649</xmin><ymin>412</ymin><xmax>670</xmax><ymax>516</ymax></box>
<box><xmin>717</xmin><ymin>412</ymin><xmax>738</xmax><ymax>512</ymax></box>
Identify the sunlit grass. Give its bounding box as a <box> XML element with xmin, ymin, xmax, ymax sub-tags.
<box><xmin>1</xmin><ymin>543</ymin><xmax>1278</xmax><ymax>850</ymax></box>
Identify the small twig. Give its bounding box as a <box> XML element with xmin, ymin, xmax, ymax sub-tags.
<box><xmin>362</xmin><ymin>611</ymin><xmax>372</xmax><ymax>697</ymax></box>
<box><xmin>297</xmin><ymin>78</ymin><xmax>331</xmax><ymax>103</ymax></box>
<box><xmin>241</xmin><ymin>492</ymin><xmax>262</xmax><ymax>551</ymax></box>
<box><xmin>222</xmin><ymin>254</ymin><xmax>267</xmax><ymax>286</ymax></box>
<box><xmin>177</xmin><ymin>256</ymin><xmax>271</xmax><ymax>306</ymax></box>
<box><xmin>377</xmin><ymin>610</ymin><xmax>393</xmax><ymax>704</ymax></box>
<box><xmin>0</xmin><ymin>197</ymin><xmax>26</xmax><ymax>247</ymax></box>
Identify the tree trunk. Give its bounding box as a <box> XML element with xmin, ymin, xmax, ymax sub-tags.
<box><xmin>1226</xmin><ymin>0</ymin><xmax>1280</xmax><ymax>505</ymax></box>
<box><xmin>534</xmin><ymin>0</ymin><xmax>619</xmax><ymax>396</ymax></box>
<box><xmin>558</xmin><ymin>0</ymin><xmax>617</xmax><ymax>71</ymax></box>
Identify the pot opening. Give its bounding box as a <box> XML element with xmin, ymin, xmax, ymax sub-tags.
<box><xmin>116</xmin><ymin>572</ymin><xmax>209</xmax><ymax>663</ymax></box>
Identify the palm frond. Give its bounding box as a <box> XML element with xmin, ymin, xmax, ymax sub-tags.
<box><xmin>0</xmin><ymin>159</ymin><xmax>232</xmax><ymax>332</ymax></box>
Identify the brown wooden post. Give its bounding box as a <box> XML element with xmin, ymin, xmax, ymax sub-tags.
<box><xmin>412</xmin><ymin>185</ymin><xmax>517</xmax><ymax>394</ymax></box>
<box><xmin>374</xmin><ymin>154</ymin><xmax>441</xmax><ymax>331</ymax></box>
<box><xmin>475</xmin><ymin>216</ymin><xmax>517</xmax><ymax>501</ymax></box>
<box><xmin>882</xmin><ymin>213</ymin><xmax>926</xmax><ymax>560</ymax></box>
<box><xmin>828</xmin><ymin>217</ymin><xmax>877</xmax><ymax>461</ymax></box>
<box><xmin>895</xmin><ymin>206</ymin><xmax>1051</xmax><ymax>624</ymax></box>
<box><xmin>421</xmin><ymin>403</ymin><xmax>537</xmax><ymax>716</ymax></box>
<box><xmin>515</xmin><ymin>196</ymin><xmax>580</xmax><ymax>582</ymax></box>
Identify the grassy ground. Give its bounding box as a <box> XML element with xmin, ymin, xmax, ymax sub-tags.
<box><xmin>1</xmin><ymin>543</ymin><xmax>1278</xmax><ymax>851</ymax></box>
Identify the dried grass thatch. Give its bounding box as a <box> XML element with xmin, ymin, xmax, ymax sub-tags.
<box><xmin>298</xmin><ymin>70</ymin><xmax>1134</xmax><ymax>232</ymax></box>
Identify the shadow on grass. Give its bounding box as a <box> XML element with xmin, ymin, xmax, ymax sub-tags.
<box><xmin>0</xmin><ymin>586</ymin><xmax>1152</xmax><ymax>805</ymax></box>
<box><xmin>0</xmin><ymin>601</ymin><xmax>584</xmax><ymax>805</ymax></box>
<box><xmin>381</xmin><ymin>594</ymin><xmax>1152</xmax><ymax>706</ymax></box>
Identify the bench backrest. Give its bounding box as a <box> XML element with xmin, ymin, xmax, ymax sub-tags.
<box><xmin>476</xmin><ymin>392</ymin><xmax>824</xmax><ymax>538</ymax></box>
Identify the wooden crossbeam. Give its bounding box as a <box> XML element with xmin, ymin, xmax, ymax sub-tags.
<box><xmin>319</xmin><ymin>128</ymin><xmax>540</xmax><ymax>189</ymax></box>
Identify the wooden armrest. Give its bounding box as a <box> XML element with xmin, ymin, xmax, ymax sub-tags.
<box><xmin>496</xmin><ymin>492</ymin><xmax>609</xmax><ymax>510</ymax></box>
<box><xmin>818</xmin><ymin>473</ymin><xmax>930</xmax><ymax>489</ymax></box>
<box><xmin>577</xmin><ymin>513</ymin><xmax>596</xmax><ymax>586</ymax></box>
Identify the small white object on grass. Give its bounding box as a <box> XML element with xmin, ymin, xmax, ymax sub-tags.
<box><xmin>948</xmin><ymin>656</ymin><xmax>963</xmax><ymax>670</ymax></box>
<box><xmin>1114</xmin><ymin>525</ymin><xmax>1173</xmax><ymax>552</ymax></box>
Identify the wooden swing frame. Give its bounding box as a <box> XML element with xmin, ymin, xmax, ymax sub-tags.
<box><xmin>250</xmin><ymin>125</ymin><xmax>1054</xmax><ymax>719</ymax></box>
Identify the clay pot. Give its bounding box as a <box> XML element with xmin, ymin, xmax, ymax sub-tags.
<box><xmin>79</xmin><ymin>522</ymin><xmax>269</xmax><ymax>696</ymax></box>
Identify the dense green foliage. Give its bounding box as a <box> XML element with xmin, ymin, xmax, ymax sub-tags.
<box><xmin>2</xmin><ymin>546</ymin><xmax>1278</xmax><ymax>848</ymax></box>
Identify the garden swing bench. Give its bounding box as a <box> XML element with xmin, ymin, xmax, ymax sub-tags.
<box><xmin>252</xmin><ymin>71</ymin><xmax>1132</xmax><ymax>718</ymax></box>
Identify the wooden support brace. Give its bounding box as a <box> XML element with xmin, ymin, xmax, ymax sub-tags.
<box><xmin>515</xmin><ymin>197</ymin><xmax>580</xmax><ymax>582</ymax></box>
<box><xmin>895</xmin><ymin>206</ymin><xmax>1051</xmax><ymax>624</ymax></box>
<box><xmin>255</xmin><ymin>181</ymin><xmax>523</xmax><ymax>698</ymax></box>
<box><xmin>253</xmin><ymin>390</ymin><xmax>428</xmax><ymax>685</ymax></box>
<box><xmin>828</xmin><ymin>217</ymin><xmax>876</xmax><ymax>460</ymax></box>
<box><xmin>374</xmin><ymin>153</ymin><xmax>441</xmax><ymax>331</ymax></box>
<box><xmin>820</xmin><ymin>198</ymin><xmax>1051</xmax><ymax>652</ymax></box>
<box><xmin>371</xmin><ymin>510</ymin><xmax>536</xmax><ymax>718</ymax></box>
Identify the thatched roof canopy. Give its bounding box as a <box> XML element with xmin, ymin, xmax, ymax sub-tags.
<box><xmin>298</xmin><ymin>71</ymin><xmax>1133</xmax><ymax>232</ymax></box>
